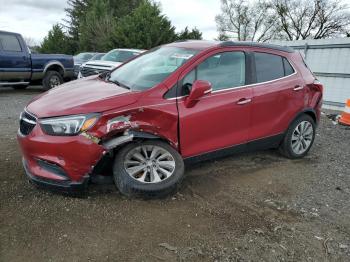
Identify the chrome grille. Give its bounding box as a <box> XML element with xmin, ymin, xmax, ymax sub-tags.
<box><xmin>80</xmin><ymin>66</ymin><xmax>110</xmax><ymax>77</ymax></box>
<box><xmin>19</xmin><ymin>111</ymin><xmax>37</xmax><ymax>136</ymax></box>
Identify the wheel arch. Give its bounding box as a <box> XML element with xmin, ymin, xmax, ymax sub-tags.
<box><xmin>289</xmin><ymin>108</ymin><xmax>317</xmax><ymax>127</ymax></box>
<box><xmin>91</xmin><ymin>130</ymin><xmax>176</xmax><ymax>178</ymax></box>
<box><xmin>102</xmin><ymin>130</ymin><xmax>173</xmax><ymax>153</ymax></box>
<box><xmin>44</xmin><ymin>61</ymin><xmax>65</xmax><ymax>76</ymax></box>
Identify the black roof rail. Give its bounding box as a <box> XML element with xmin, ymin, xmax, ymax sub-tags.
<box><xmin>220</xmin><ymin>41</ymin><xmax>295</xmax><ymax>53</ymax></box>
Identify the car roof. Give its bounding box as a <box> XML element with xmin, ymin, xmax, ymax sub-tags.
<box><xmin>0</xmin><ymin>30</ymin><xmax>21</xmax><ymax>36</ymax></box>
<box><xmin>166</xmin><ymin>40</ymin><xmax>219</xmax><ymax>50</ymax></box>
<box><xmin>166</xmin><ymin>40</ymin><xmax>295</xmax><ymax>53</ymax></box>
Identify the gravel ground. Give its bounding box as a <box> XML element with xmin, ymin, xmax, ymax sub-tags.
<box><xmin>0</xmin><ymin>86</ymin><xmax>349</xmax><ymax>262</ymax></box>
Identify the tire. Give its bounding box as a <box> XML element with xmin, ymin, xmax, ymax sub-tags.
<box><xmin>113</xmin><ymin>140</ymin><xmax>185</xmax><ymax>198</ymax></box>
<box><xmin>42</xmin><ymin>71</ymin><xmax>63</xmax><ymax>90</ymax></box>
<box><xmin>279</xmin><ymin>114</ymin><xmax>316</xmax><ymax>159</ymax></box>
<box><xmin>12</xmin><ymin>85</ymin><xmax>28</xmax><ymax>90</ymax></box>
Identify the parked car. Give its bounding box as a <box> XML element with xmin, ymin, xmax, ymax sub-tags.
<box><xmin>78</xmin><ymin>49</ymin><xmax>145</xmax><ymax>78</ymax></box>
<box><xmin>17</xmin><ymin>40</ymin><xmax>323</xmax><ymax>198</ymax></box>
<box><xmin>73</xmin><ymin>52</ymin><xmax>100</xmax><ymax>78</ymax></box>
<box><xmin>0</xmin><ymin>30</ymin><xmax>74</xmax><ymax>90</ymax></box>
<box><xmin>90</xmin><ymin>53</ymin><xmax>106</xmax><ymax>61</ymax></box>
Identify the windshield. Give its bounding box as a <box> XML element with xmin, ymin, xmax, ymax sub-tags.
<box><xmin>74</xmin><ymin>53</ymin><xmax>95</xmax><ymax>60</ymax></box>
<box><xmin>108</xmin><ymin>47</ymin><xmax>198</xmax><ymax>91</ymax></box>
<box><xmin>91</xmin><ymin>53</ymin><xmax>105</xmax><ymax>60</ymax></box>
<box><xmin>101</xmin><ymin>50</ymin><xmax>139</xmax><ymax>63</ymax></box>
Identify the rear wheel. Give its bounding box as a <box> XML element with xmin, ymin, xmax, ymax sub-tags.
<box><xmin>113</xmin><ymin>140</ymin><xmax>185</xmax><ymax>198</ymax></box>
<box><xmin>42</xmin><ymin>71</ymin><xmax>63</xmax><ymax>90</ymax></box>
<box><xmin>279</xmin><ymin>114</ymin><xmax>316</xmax><ymax>159</ymax></box>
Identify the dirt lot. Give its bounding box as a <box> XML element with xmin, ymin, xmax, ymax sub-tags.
<box><xmin>0</xmin><ymin>86</ymin><xmax>349</xmax><ymax>262</ymax></box>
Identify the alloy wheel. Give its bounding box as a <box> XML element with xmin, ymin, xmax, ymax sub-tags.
<box><xmin>124</xmin><ymin>145</ymin><xmax>176</xmax><ymax>183</ymax></box>
<box><xmin>291</xmin><ymin>121</ymin><xmax>314</xmax><ymax>155</ymax></box>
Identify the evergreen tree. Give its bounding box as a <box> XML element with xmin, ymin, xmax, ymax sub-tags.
<box><xmin>114</xmin><ymin>1</ymin><xmax>177</xmax><ymax>49</ymax></box>
<box><xmin>39</xmin><ymin>24</ymin><xmax>71</xmax><ymax>54</ymax></box>
<box><xmin>79</xmin><ymin>0</ymin><xmax>117</xmax><ymax>51</ymax></box>
<box><xmin>64</xmin><ymin>0</ymin><xmax>90</xmax><ymax>52</ymax></box>
<box><xmin>177</xmin><ymin>27</ymin><xmax>203</xmax><ymax>40</ymax></box>
<box><xmin>40</xmin><ymin>0</ymin><xmax>204</xmax><ymax>53</ymax></box>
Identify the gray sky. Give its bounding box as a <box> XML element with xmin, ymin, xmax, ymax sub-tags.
<box><xmin>0</xmin><ymin>0</ymin><xmax>221</xmax><ymax>44</ymax></box>
<box><xmin>1</xmin><ymin>0</ymin><xmax>349</xmax><ymax>45</ymax></box>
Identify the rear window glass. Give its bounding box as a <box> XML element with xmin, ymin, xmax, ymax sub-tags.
<box><xmin>255</xmin><ymin>52</ymin><xmax>284</xmax><ymax>83</ymax></box>
<box><xmin>0</xmin><ymin>34</ymin><xmax>22</xmax><ymax>52</ymax></box>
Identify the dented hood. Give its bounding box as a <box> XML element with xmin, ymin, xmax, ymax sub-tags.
<box><xmin>27</xmin><ymin>76</ymin><xmax>140</xmax><ymax>118</ymax></box>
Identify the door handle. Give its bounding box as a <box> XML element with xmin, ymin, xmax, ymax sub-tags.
<box><xmin>293</xmin><ymin>85</ymin><xmax>304</xmax><ymax>91</ymax></box>
<box><xmin>237</xmin><ymin>98</ymin><xmax>252</xmax><ymax>105</ymax></box>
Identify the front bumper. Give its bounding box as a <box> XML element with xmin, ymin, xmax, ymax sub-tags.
<box><xmin>23</xmin><ymin>158</ymin><xmax>89</xmax><ymax>192</ymax></box>
<box><xmin>17</xmin><ymin>122</ymin><xmax>105</xmax><ymax>192</ymax></box>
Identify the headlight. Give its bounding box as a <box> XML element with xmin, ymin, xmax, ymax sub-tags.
<box><xmin>39</xmin><ymin>114</ymin><xmax>99</xmax><ymax>136</ymax></box>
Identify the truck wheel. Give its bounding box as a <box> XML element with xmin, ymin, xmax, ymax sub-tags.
<box><xmin>113</xmin><ymin>140</ymin><xmax>185</xmax><ymax>198</ymax></box>
<box><xmin>42</xmin><ymin>71</ymin><xmax>63</xmax><ymax>90</ymax></box>
<box><xmin>279</xmin><ymin>114</ymin><xmax>316</xmax><ymax>159</ymax></box>
<box><xmin>12</xmin><ymin>85</ymin><xmax>28</xmax><ymax>90</ymax></box>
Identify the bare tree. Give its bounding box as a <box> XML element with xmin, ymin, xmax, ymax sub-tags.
<box><xmin>215</xmin><ymin>0</ymin><xmax>279</xmax><ymax>42</ymax></box>
<box><xmin>273</xmin><ymin>0</ymin><xmax>350</xmax><ymax>40</ymax></box>
<box><xmin>23</xmin><ymin>37</ymin><xmax>37</xmax><ymax>47</ymax></box>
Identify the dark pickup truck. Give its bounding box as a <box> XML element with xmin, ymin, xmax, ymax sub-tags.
<box><xmin>0</xmin><ymin>30</ymin><xmax>74</xmax><ymax>90</ymax></box>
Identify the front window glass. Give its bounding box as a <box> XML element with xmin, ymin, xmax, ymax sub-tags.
<box><xmin>109</xmin><ymin>47</ymin><xmax>198</xmax><ymax>91</ymax></box>
<box><xmin>181</xmin><ymin>51</ymin><xmax>246</xmax><ymax>95</ymax></box>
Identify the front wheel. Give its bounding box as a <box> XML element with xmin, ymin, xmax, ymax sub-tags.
<box><xmin>279</xmin><ymin>114</ymin><xmax>316</xmax><ymax>159</ymax></box>
<box><xmin>42</xmin><ymin>71</ymin><xmax>63</xmax><ymax>90</ymax></box>
<box><xmin>113</xmin><ymin>140</ymin><xmax>185</xmax><ymax>198</ymax></box>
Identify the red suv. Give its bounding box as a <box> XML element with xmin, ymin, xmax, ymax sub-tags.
<box><xmin>17</xmin><ymin>41</ymin><xmax>323</xmax><ymax>197</ymax></box>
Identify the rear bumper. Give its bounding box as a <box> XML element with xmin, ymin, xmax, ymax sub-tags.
<box><xmin>23</xmin><ymin>158</ymin><xmax>89</xmax><ymax>192</ymax></box>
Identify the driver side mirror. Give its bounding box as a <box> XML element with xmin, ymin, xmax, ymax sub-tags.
<box><xmin>184</xmin><ymin>80</ymin><xmax>212</xmax><ymax>108</ymax></box>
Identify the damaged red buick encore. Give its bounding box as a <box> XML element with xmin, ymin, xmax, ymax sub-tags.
<box><xmin>17</xmin><ymin>40</ymin><xmax>323</xmax><ymax>197</ymax></box>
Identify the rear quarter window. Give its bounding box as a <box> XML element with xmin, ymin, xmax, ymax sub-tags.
<box><xmin>283</xmin><ymin>58</ymin><xmax>295</xmax><ymax>76</ymax></box>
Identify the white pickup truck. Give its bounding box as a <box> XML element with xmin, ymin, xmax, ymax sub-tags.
<box><xmin>78</xmin><ymin>49</ymin><xmax>145</xmax><ymax>78</ymax></box>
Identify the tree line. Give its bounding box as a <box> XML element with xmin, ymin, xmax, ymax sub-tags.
<box><xmin>39</xmin><ymin>0</ymin><xmax>202</xmax><ymax>54</ymax></box>
<box><xmin>216</xmin><ymin>0</ymin><xmax>350</xmax><ymax>42</ymax></box>
<box><xmin>38</xmin><ymin>0</ymin><xmax>350</xmax><ymax>54</ymax></box>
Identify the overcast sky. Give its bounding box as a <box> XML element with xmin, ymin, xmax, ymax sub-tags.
<box><xmin>1</xmin><ymin>0</ymin><xmax>350</xmax><ymax>45</ymax></box>
<box><xmin>0</xmin><ymin>0</ymin><xmax>221</xmax><ymax>45</ymax></box>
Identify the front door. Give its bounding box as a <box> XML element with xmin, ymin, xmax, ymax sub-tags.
<box><xmin>0</xmin><ymin>32</ymin><xmax>31</xmax><ymax>82</ymax></box>
<box><xmin>177</xmin><ymin>50</ymin><xmax>252</xmax><ymax>158</ymax></box>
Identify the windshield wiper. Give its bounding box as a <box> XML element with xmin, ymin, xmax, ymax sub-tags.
<box><xmin>107</xmin><ymin>78</ymin><xmax>130</xmax><ymax>90</ymax></box>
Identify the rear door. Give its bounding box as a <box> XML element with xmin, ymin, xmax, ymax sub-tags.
<box><xmin>177</xmin><ymin>50</ymin><xmax>253</xmax><ymax>158</ymax></box>
<box><xmin>249</xmin><ymin>51</ymin><xmax>305</xmax><ymax>141</ymax></box>
<box><xmin>0</xmin><ymin>32</ymin><xmax>31</xmax><ymax>82</ymax></box>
